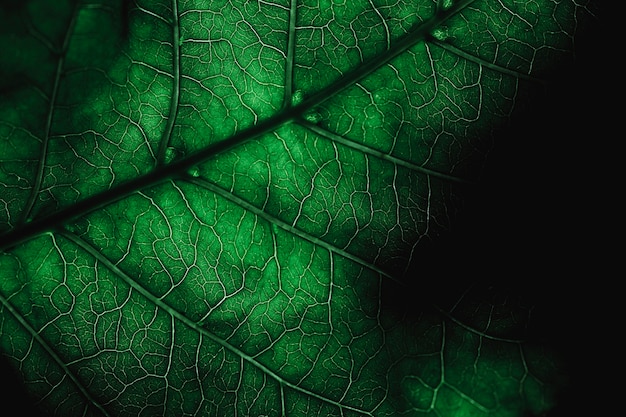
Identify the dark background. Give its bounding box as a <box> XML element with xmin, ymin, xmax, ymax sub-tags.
<box><xmin>423</xmin><ymin>4</ymin><xmax>610</xmax><ymax>416</ymax></box>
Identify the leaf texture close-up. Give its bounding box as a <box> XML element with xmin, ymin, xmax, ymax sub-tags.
<box><xmin>0</xmin><ymin>0</ymin><xmax>600</xmax><ymax>416</ymax></box>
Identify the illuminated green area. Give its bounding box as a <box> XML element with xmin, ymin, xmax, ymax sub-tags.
<box><xmin>0</xmin><ymin>0</ymin><xmax>592</xmax><ymax>416</ymax></box>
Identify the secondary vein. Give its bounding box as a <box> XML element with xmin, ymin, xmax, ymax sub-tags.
<box><xmin>61</xmin><ymin>231</ymin><xmax>374</xmax><ymax>416</ymax></box>
<box><xmin>1</xmin><ymin>0</ymin><xmax>479</xmax><ymax>251</ymax></box>
<box><xmin>429</xmin><ymin>39</ymin><xmax>546</xmax><ymax>84</ymax></box>
<box><xmin>19</xmin><ymin>3</ymin><xmax>81</xmax><ymax>225</ymax></box>
<box><xmin>433</xmin><ymin>305</ymin><xmax>525</xmax><ymax>343</ymax></box>
<box><xmin>300</xmin><ymin>120</ymin><xmax>473</xmax><ymax>184</ymax></box>
<box><xmin>0</xmin><ymin>288</ymin><xmax>112</xmax><ymax>416</ymax></box>
<box><xmin>156</xmin><ymin>0</ymin><xmax>182</xmax><ymax>165</ymax></box>
<box><xmin>281</xmin><ymin>0</ymin><xmax>298</xmax><ymax>109</ymax></box>
<box><xmin>182</xmin><ymin>176</ymin><xmax>398</xmax><ymax>282</ymax></box>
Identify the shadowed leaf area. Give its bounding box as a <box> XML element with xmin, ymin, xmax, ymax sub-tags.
<box><xmin>1</xmin><ymin>0</ymin><xmax>602</xmax><ymax>416</ymax></box>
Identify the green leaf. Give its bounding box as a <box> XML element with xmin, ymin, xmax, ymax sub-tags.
<box><xmin>0</xmin><ymin>0</ymin><xmax>596</xmax><ymax>416</ymax></box>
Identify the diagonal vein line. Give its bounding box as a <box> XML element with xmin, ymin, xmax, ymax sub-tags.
<box><xmin>0</xmin><ymin>0</ymin><xmax>478</xmax><ymax>252</ymax></box>
<box><xmin>296</xmin><ymin>0</ymin><xmax>478</xmax><ymax>110</ymax></box>
<box><xmin>444</xmin><ymin>383</ymin><xmax>489</xmax><ymax>412</ymax></box>
<box><xmin>60</xmin><ymin>231</ymin><xmax>374</xmax><ymax>416</ymax></box>
<box><xmin>182</xmin><ymin>176</ymin><xmax>399</xmax><ymax>283</ymax></box>
<box><xmin>299</xmin><ymin>120</ymin><xmax>473</xmax><ymax>184</ymax></box>
<box><xmin>20</xmin><ymin>2</ymin><xmax>82</xmax><ymax>225</ymax></box>
<box><xmin>432</xmin><ymin>305</ymin><xmax>524</xmax><ymax>343</ymax></box>
<box><xmin>429</xmin><ymin>39</ymin><xmax>546</xmax><ymax>84</ymax></box>
<box><xmin>0</xmin><ymin>288</ymin><xmax>111</xmax><ymax>416</ymax></box>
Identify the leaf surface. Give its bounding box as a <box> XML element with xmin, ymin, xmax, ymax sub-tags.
<box><xmin>0</xmin><ymin>0</ymin><xmax>594</xmax><ymax>416</ymax></box>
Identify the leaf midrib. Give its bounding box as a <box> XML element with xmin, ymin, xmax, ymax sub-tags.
<box><xmin>0</xmin><ymin>0</ymin><xmax>477</xmax><ymax>252</ymax></box>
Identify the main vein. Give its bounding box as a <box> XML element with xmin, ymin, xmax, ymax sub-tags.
<box><xmin>0</xmin><ymin>0</ymin><xmax>477</xmax><ymax>251</ymax></box>
<box><xmin>430</xmin><ymin>39</ymin><xmax>545</xmax><ymax>84</ymax></box>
